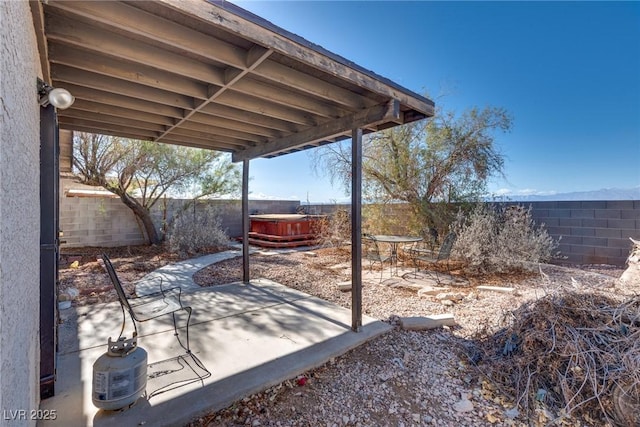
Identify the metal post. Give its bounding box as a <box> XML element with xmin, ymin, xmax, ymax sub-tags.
<box><xmin>40</xmin><ymin>104</ymin><xmax>58</xmax><ymax>398</ymax></box>
<box><xmin>351</xmin><ymin>128</ymin><xmax>363</xmax><ymax>332</ymax></box>
<box><xmin>242</xmin><ymin>159</ymin><xmax>250</xmax><ymax>284</ymax></box>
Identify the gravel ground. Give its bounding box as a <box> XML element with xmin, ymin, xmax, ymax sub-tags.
<box><xmin>58</xmin><ymin>245</ymin><xmax>632</xmax><ymax>426</ymax></box>
<box><xmin>187</xmin><ymin>248</ymin><xmax>630</xmax><ymax>427</ymax></box>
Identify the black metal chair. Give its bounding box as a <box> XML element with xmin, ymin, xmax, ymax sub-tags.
<box><xmin>407</xmin><ymin>232</ymin><xmax>457</xmax><ymax>284</ymax></box>
<box><xmin>101</xmin><ymin>253</ymin><xmax>192</xmax><ymax>353</ymax></box>
<box><xmin>363</xmin><ymin>234</ymin><xmax>392</xmax><ymax>282</ymax></box>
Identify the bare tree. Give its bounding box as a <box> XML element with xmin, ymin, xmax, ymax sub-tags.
<box><xmin>73</xmin><ymin>132</ymin><xmax>240</xmax><ymax>244</ymax></box>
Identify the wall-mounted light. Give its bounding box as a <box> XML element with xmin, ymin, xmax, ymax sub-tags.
<box><xmin>37</xmin><ymin>78</ymin><xmax>75</xmax><ymax>110</ymax></box>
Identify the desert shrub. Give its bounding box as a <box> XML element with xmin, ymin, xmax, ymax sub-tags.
<box><xmin>316</xmin><ymin>208</ymin><xmax>352</xmax><ymax>248</ymax></box>
<box><xmin>168</xmin><ymin>203</ymin><xmax>231</xmax><ymax>256</ymax></box>
<box><xmin>452</xmin><ymin>204</ymin><xmax>558</xmax><ymax>273</ymax></box>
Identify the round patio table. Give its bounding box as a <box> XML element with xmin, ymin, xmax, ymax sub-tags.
<box><xmin>371</xmin><ymin>235</ymin><xmax>423</xmax><ymax>276</ymax></box>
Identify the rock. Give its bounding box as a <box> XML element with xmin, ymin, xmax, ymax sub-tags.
<box><xmin>441</xmin><ymin>299</ymin><xmax>455</xmax><ymax>306</ymax></box>
<box><xmin>453</xmin><ymin>398</ymin><xmax>474</xmax><ymax>413</ymax></box>
<box><xmin>66</xmin><ymin>287</ymin><xmax>80</xmax><ymax>300</ymax></box>
<box><xmin>400</xmin><ymin>315</ymin><xmax>456</xmax><ymax>331</ymax></box>
<box><xmin>303</xmin><ymin>251</ymin><xmax>318</xmax><ymax>258</ymax></box>
<box><xmin>477</xmin><ymin>285</ymin><xmax>515</xmax><ymax>293</ymax></box>
<box><xmin>620</xmin><ymin>237</ymin><xmax>640</xmax><ymax>286</ymax></box>
<box><xmin>504</xmin><ymin>407</ymin><xmax>520</xmax><ymax>419</ymax></box>
<box><xmin>337</xmin><ymin>282</ymin><xmax>352</xmax><ymax>292</ymax></box>
<box><xmin>417</xmin><ymin>286</ymin><xmax>451</xmax><ymax>296</ymax></box>
<box><xmin>435</xmin><ymin>292</ymin><xmax>464</xmax><ymax>301</ymax></box>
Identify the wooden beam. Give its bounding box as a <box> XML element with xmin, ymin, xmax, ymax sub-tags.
<box><xmin>59</xmin><ymin>123</ymin><xmax>157</xmax><ymax>142</ymax></box>
<box><xmin>168</xmin><ymin>127</ymin><xmax>256</xmax><ymax>148</ymax></box>
<box><xmin>70</xmin><ymin>99</ymin><xmax>176</xmax><ymax>127</ymax></box>
<box><xmin>52</xmin><ymin>65</ymin><xmax>195</xmax><ymax>110</ymax></box>
<box><xmin>214</xmin><ymin>91</ymin><xmax>317</xmax><ymax>126</ymax></box>
<box><xmin>47</xmin><ymin>0</ymin><xmax>247</xmax><ymax>69</ymax></box>
<box><xmin>351</xmin><ymin>128</ymin><xmax>363</xmax><ymax>332</ymax></box>
<box><xmin>159</xmin><ymin>136</ymin><xmax>237</xmax><ymax>152</ymax></box>
<box><xmin>54</xmin><ymin>83</ymin><xmax>185</xmax><ymax>118</ymax></box>
<box><xmin>61</xmin><ymin>110</ymin><xmax>166</xmax><ymax>133</ymax></box>
<box><xmin>30</xmin><ymin>1</ymin><xmax>50</xmax><ymax>83</ymax></box>
<box><xmin>61</xmin><ymin>122</ymin><xmax>238</xmax><ymax>153</ymax></box>
<box><xmin>156</xmin><ymin>46</ymin><xmax>273</xmax><ymax>145</ymax></box>
<box><xmin>199</xmin><ymin>103</ymin><xmax>302</xmax><ymax>134</ymax></box>
<box><xmin>233</xmin><ymin>100</ymin><xmax>401</xmax><ymax>161</ymax></box>
<box><xmin>253</xmin><ymin>61</ymin><xmax>369</xmax><ymax>110</ymax></box>
<box><xmin>57</xmin><ymin>117</ymin><xmax>160</xmax><ymax>139</ymax></box>
<box><xmin>177</xmin><ymin>120</ymin><xmax>267</xmax><ymax>143</ymax></box>
<box><xmin>188</xmin><ymin>112</ymin><xmax>283</xmax><ymax>139</ymax></box>
<box><xmin>157</xmin><ymin>0</ymin><xmax>435</xmax><ymax>116</ymax></box>
<box><xmin>231</xmin><ymin>78</ymin><xmax>349</xmax><ymax>118</ymax></box>
<box><xmin>45</xmin><ymin>13</ymin><xmax>226</xmax><ymax>85</ymax></box>
<box><xmin>48</xmin><ymin>43</ymin><xmax>209</xmax><ymax>100</ymax></box>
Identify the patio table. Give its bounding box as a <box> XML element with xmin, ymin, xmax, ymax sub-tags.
<box><xmin>371</xmin><ymin>235</ymin><xmax>423</xmax><ymax>276</ymax></box>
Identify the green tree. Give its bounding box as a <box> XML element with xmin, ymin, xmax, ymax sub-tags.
<box><xmin>312</xmin><ymin>105</ymin><xmax>512</xmax><ymax>233</ymax></box>
<box><xmin>73</xmin><ymin>132</ymin><xmax>240</xmax><ymax>244</ymax></box>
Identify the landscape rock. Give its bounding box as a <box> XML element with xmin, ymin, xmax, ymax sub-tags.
<box><xmin>477</xmin><ymin>285</ymin><xmax>515</xmax><ymax>293</ymax></box>
<box><xmin>337</xmin><ymin>282</ymin><xmax>352</xmax><ymax>292</ymax></box>
<box><xmin>453</xmin><ymin>397</ymin><xmax>474</xmax><ymax>413</ymax></box>
<box><xmin>400</xmin><ymin>314</ymin><xmax>456</xmax><ymax>331</ymax></box>
<box><xmin>435</xmin><ymin>292</ymin><xmax>464</xmax><ymax>301</ymax></box>
<box><xmin>417</xmin><ymin>286</ymin><xmax>451</xmax><ymax>296</ymax></box>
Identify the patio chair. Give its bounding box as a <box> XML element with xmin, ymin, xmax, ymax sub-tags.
<box><xmin>407</xmin><ymin>232</ymin><xmax>457</xmax><ymax>284</ymax></box>
<box><xmin>363</xmin><ymin>234</ymin><xmax>392</xmax><ymax>282</ymax></box>
<box><xmin>101</xmin><ymin>253</ymin><xmax>192</xmax><ymax>353</ymax></box>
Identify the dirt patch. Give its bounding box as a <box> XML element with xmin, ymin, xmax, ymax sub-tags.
<box><xmin>58</xmin><ymin>245</ymin><xmax>223</xmax><ymax>306</ymax></box>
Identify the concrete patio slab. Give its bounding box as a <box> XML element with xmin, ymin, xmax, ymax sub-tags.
<box><xmin>40</xmin><ymin>278</ymin><xmax>391</xmax><ymax>427</ymax></box>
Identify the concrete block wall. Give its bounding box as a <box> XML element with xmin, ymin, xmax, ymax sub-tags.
<box><xmin>60</xmin><ymin>195</ymin><xmax>640</xmax><ymax>266</ymax></box>
<box><xmin>306</xmin><ymin>201</ymin><xmax>640</xmax><ymax>267</ymax></box>
<box><xmin>60</xmin><ymin>196</ymin><xmax>147</xmax><ymax>247</ymax></box>
<box><xmin>528</xmin><ymin>200</ymin><xmax>640</xmax><ymax>266</ymax></box>
<box><xmin>150</xmin><ymin>198</ymin><xmax>301</xmax><ymax>239</ymax></box>
<box><xmin>60</xmin><ymin>193</ymin><xmax>301</xmax><ymax>247</ymax></box>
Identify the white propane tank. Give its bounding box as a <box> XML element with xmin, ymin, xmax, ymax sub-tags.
<box><xmin>92</xmin><ymin>335</ymin><xmax>147</xmax><ymax>410</ymax></box>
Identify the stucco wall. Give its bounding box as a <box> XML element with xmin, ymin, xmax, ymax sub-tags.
<box><xmin>0</xmin><ymin>1</ymin><xmax>41</xmax><ymax>424</ymax></box>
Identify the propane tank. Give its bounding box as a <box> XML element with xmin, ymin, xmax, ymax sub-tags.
<box><xmin>92</xmin><ymin>335</ymin><xmax>147</xmax><ymax>410</ymax></box>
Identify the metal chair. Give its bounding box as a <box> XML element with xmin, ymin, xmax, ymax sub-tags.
<box><xmin>101</xmin><ymin>253</ymin><xmax>192</xmax><ymax>353</ymax></box>
<box><xmin>408</xmin><ymin>232</ymin><xmax>457</xmax><ymax>284</ymax></box>
<box><xmin>363</xmin><ymin>234</ymin><xmax>392</xmax><ymax>282</ymax></box>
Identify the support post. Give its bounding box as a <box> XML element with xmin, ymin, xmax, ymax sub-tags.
<box><xmin>40</xmin><ymin>104</ymin><xmax>58</xmax><ymax>398</ymax></box>
<box><xmin>351</xmin><ymin>128</ymin><xmax>363</xmax><ymax>332</ymax></box>
<box><xmin>242</xmin><ymin>159</ymin><xmax>250</xmax><ymax>284</ymax></box>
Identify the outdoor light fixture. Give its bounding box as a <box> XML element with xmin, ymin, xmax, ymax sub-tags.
<box><xmin>37</xmin><ymin>78</ymin><xmax>75</xmax><ymax>110</ymax></box>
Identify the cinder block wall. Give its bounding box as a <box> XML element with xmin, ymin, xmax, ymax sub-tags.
<box><xmin>59</xmin><ymin>190</ymin><xmax>301</xmax><ymax>248</ymax></box>
<box><xmin>528</xmin><ymin>200</ymin><xmax>640</xmax><ymax>266</ymax></box>
<box><xmin>306</xmin><ymin>201</ymin><xmax>640</xmax><ymax>267</ymax></box>
<box><xmin>60</xmin><ymin>196</ymin><xmax>148</xmax><ymax>247</ymax></box>
<box><xmin>60</xmin><ymin>195</ymin><xmax>640</xmax><ymax>266</ymax></box>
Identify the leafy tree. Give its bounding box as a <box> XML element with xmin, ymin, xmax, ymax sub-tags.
<box><xmin>73</xmin><ymin>132</ymin><xmax>240</xmax><ymax>244</ymax></box>
<box><xmin>312</xmin><ymin>105</ymin><xmax>512</xmax><ymax>233</ymax></box>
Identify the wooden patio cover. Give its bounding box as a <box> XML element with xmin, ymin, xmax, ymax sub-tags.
<box><xmin>31</xmin><ymin>0</ymin><xmax>435</xmax><ymax>330</ymax></box>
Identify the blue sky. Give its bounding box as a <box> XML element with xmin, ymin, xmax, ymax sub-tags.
<box><xmin>234</xmin><ymin>1</ymin><xmax>640</xmax><ymax>202</ymax></box>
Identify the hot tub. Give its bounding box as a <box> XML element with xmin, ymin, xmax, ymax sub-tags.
<box><xmin>249</xmin><ymin>214</ymin><xmax>325</xmax><ymax>248</ymax></box>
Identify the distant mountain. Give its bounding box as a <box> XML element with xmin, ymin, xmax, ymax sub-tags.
<box><xmin>499</xmin><ymin>186</ymin><xmax>640</xmax><ymax>201</ymax></box>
